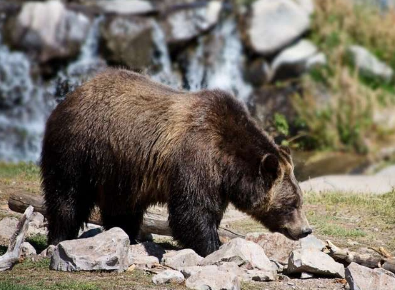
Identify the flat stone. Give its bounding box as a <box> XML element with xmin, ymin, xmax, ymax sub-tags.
<box><xmin>152</xmin><ymin>269</ymin><xmax>185</xmax><ymax>285</ymax></box>
<box><xmin>162</xmin><ymin>249</ymin><xmax>203</xmax><ymax>269</ymax></box>
<box><xmin>185</xmin><ymin>267</ymin><xmax>240</xmax><ymax>290</ymax></box>
<box><xmin>93</xmin><ymin>0</ymin><xmax>155</xmax><ymax>15</ymax></box>
<box><xmin>50</xmin><ymin>227</ymin><xmax>131</xmax><ymax>272</ymax></box>
<box><xmin>244</xmin><ymin>0</ymin><xmax>310</xmax><ymax>55</ymax></box>
<box><xmin>345</xmin><ymin>262</ymin><xmax>395</xmax><ymax>290</ymax></box>
<box><xmin>200</xmin><ymin>238</ymin><xmax>276</xmax><ymax>280</ymax></box>
<box><xmin>245</xmin><ymin>232</ymin><xmax>300</xmax><ymax>265</ymax></box>
<box><xmin>287</xmin><ymin>249</ymin><xmax>345</xmax><ymax>278</ymax></box>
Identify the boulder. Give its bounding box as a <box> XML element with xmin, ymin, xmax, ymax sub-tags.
<box><xmin>162</xmin><ymin>249</ymin><xmax>203</xmax><ymax>269</ymax></box>
<box><xmin>50</xmin><ymin>227</ymin><xmax>131</xmax><ymax>272</ymax></box>
<box><xmin>200</xmin><ymin>238</ymin><xmax>276</xmax><ymax>280</ymax></box>
<box><xmin>185</xmin><ymin>266</ymin><xmax>240</xmax><ymax>290</ymax></box>
<box><xmin>287</xmin><ymin>249</ymin><xmax>345</xmax><ymax>278</ymax></box>
<box><xmin>270</xmin><ymin>40</ymin><xmax>326</xmax><ymax>82</ymax></box>
<box><xmin>294</xmin><ymin>0</ymin><xmax>314</xmax><ymax>15</ymax></box>
<box><xmin>0</xmin><ymin>217</ymin><xmax>19</xmax><ymax>245</ymax></box>
<box><xmin>245</xmin><ymin>232</ymin><xmax>300</xmax><ymax>265</ymax></box>
<box><xmin>78</xmin><ymin>223</ymin><xmax>103</xmax><ymax>239</ymax></box>
<box><xmin>20</xmin><ymin>242</ymin><xmax>37</xmax><ymax>258</ymax></box>
<box><xmin>161</xmin><ymin>1</ymin><xmax>222</xmax><ymax>45</ymax></box>
<box><xmin>152</xmin><ymin>269</ymin><xmax>185</xmax><ymax>285</ymax></box>
<box><xmin>100</xmin><ymin>16</ymin><xmax>155</xmax><ymax>70</ymax></box>
<box><xmin>4</xmin><ymin>0</ymin><xmax>90</xmax><ymax>63</ymax></box>
<box><xmin>179</xmin><ymin>265</ymin><xmax>218</xmax><ymax>279</ymax></box>
<box><xmin>348</xmin><ymin>45</ymin><xmax>393</xmax><ymax>81</ymax></box>
<box><xmin>345</xmin><ymin>262</ymin><xmax>395</xmax><ymax>290</ymax></box>
<box><xmin>243</xmin><ymin>0</ymin><xmax>310</xmax><ymax>55</ymax></box>
<box><xmin>92</xmin><ymin>0</ymin><xmax>155</xmax><ymax>15</ymax></box>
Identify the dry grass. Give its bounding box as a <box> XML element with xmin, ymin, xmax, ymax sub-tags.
<box><xmin>291</xmin><ymin>0</ymin><xmax>395</xmax><ymax>153</ymax></box>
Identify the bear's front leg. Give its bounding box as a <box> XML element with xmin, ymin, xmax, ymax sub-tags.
<box><xmin>168</xmin><ymin>195</ymin><xmax>221</xmax><ymax>257</ymax></box>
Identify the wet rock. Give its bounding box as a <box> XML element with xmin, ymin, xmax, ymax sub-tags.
<box><xmin>93</xmin><ymin>0</ymin><xmax>155</xmax><ymax>15</ymax></box>
<box><xmin>185</xmin><ymin>266</ymin><xmax>240</xmax><ymax>290</ymax></box>
<box><xmin>246</xmin><ymin>232</ymin><xmax>300</xmax><ymax>265</ymax></box>
<box><xmin>162</xmin><ymin>249</ymin><xmax>203</xmax><ymax>269</ymax></box>
<box><xmin>270</xmin><ymin>40</ymin><xmax>326</xmax><ymax>82</ymax></box>
<box><xmin>0</xmin><ymin>217</ymin><xmax>18</xmax><ymax>245</ymax></box>
<box><xmin>243</xmin><ymin>0</ymin><xmax>310</xmax><ymax>55</ymax></box>
<box><xmin>152</xmin><ymin>269</ymin><xmax>185</xmax><ymax>285</ymax></box>
<box><xmin>348</xmin><ymin>45</ymin><xmax>393</xmax><ymax>81</ymax></box>
<box><xmin>100</xmin><ymin>16</ymin><xmax>155</xmax><ymax>70</ymax></box>
<box><xmin>200</xmin><ymin>238</ymin><xmax>276</xmax><ymax>280</ymax></box>
<box><xmin>300</xmin><ymin>235</ymin><xmax>326</xmax><ymax>251</ymax></box>
<box><xmin>162</xmin><ymin>1</ymin><xmax>222</xmax><ymax>45</ymax></box>
<box><xmin>345</xmin><ymin>262</ymin><xmax>395</xmax><ymax>290</ymax></box>
<box><xmin>20</xmin><ymin>242</ymin><xmax>37</xmax><ymax>258</ymax></box>
<box><xmin>50</xmin><ymin>227</ymin><xmax>130</xmax><ymax>272</ymax></box>
<box><xmin>287</xmin><ymin>249</ymin><xmax>345</xmax><ymax>278</ymax></box>
<box><xmin>5</xmin><ymin>0</ymin><xmax>90</xmax><ymax>63</ymax></box>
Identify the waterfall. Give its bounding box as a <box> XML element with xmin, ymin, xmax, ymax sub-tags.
<box><xmin>184</xmin><ymin>17</ymin><xmax>252</xmax><ymax>102</ymax></box>
<box><xmin>54</xmin><ymin>16</ymin><xmax>107</xmax><ymax>100</ymax></box>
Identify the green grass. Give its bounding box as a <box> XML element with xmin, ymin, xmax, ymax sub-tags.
<box><xmin>0</xmin><ymin>162</ymin><xmax>40</xmax><ymax>181</ymax></box>
<box><xmin>26</xmin><ymin>234</ymin><xmax>48</xmax><ymax>253</ymax></box>
<box><xmin>0</xmin><ymin>281</ymin><xmax>101</xmax><ymax>290</ymax></box>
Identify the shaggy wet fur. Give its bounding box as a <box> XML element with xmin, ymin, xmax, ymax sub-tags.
<box><xmin>41</xmin><ymin>69</ymin><xmax>306</xmax><ymax>257</ymax></box>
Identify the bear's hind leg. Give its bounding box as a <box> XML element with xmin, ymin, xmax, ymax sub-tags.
<box><xmin>168</xmin><ymin>196</ymin><xmax>221</xmax><ymax>257</ymax></box>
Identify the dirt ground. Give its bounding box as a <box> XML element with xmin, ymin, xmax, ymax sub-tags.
<box><xmin>0</xmin><ymin>163</ymin><xmax>394</xmax><ymax>290</ymax></box>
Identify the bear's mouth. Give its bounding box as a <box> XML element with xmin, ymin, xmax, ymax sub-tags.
<box><xmin>280</xmin><ymin>228</ymin><xmax>299</xmax><ymax>241</ymax></box>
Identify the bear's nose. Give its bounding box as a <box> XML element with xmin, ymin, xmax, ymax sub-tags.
<box><xmin>302</xmin><ymin>227</ymin><xmax>313</xmax><ymax>236</ymax></box>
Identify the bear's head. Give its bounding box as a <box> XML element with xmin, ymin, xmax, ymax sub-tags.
<box><xmin>234</xmin><ymin>145</ymin><xmax>312</xmax><ymax>240</ymax></box>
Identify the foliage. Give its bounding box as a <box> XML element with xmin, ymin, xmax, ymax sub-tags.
<box><xmin>26</xmin><ymin>234</ymin><xmax>48</xmax><ymax>253</ymax></box>
<box><xmin>291</xmin><ymin>0</ymin><xmax>395</xmax><ymax>153</ymax></box>
<box><xmin>273</xmin><ymin>113</ymin><xmax>289</xmax><ymax>136</ymax></box>
<box><xmin>0</xmin><ymin>162</ymin><xmax>40</xmax><ymax>181</ymax></box>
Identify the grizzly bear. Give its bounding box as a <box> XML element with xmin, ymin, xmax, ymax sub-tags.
<box><xmin>41</xmin><ymin>69</ymin><xmax>311</xmax><ymax>257</ymax></box>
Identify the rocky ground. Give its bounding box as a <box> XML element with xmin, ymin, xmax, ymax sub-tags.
<box><xmin>0</xmin><ymin>163</ymin><xmax>395</xmax><ymax>290</ymax></box>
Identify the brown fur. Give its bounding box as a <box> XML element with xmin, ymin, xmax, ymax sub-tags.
<box><xmin>41</xmin><ymin>69</ymin><xmax>311</xmax><ymax>256</ymax></box>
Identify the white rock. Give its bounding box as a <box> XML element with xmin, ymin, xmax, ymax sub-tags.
<box><xmin>39</xmin><ymin>245</ymin><xmax>56</xmax><ymax>258</ymax></box>
<box><xmin>27</xmin><ymin>212</ymin><xmax>47</xmax><ymax>237</ymax></box>
<box><xmin>200</xmin><ymin>238</ymin><xmax>276</xmax><ymax>280</ymax></box>
<box><xmin>50</xmin><ymin>227</ymin><xmax>131</xmax><ymax>272</ymax></box>
<box><xmin>300</xmin><ymin>272</ymin><xmax>314</xmax><ymax>279</ymax></box>
<box><xmin>346</xmin><ymin>262</ymin><xmax>395</xmax><ymax>290</ymax></box>
<box><xmin>348</xmin><ymin>45</ymin><xmax>393</xmax><ymax>81</ymax></box>
<box><xmin>162</xmin><ymin>249</ymin><xmax>203</xmax><ymax>269</ymax></box>
<box><xmin>0</xmin><ymin>217</ymin><xmax>18</xmax><ymax>244</ymax></box>
<box><xmin>152</xmin><ymin>269</ymin><xmax>185</xmax><ymax>285</ymax></box>
<box><xmin>128</xmin><ymin>242</ymin><xmax>164</xmax><ymax>269</ymax></box>
<box><xmin>242</xmin><ymin>269</ymin><xmax>276</xmax><ymax>282</ymax></box>
<box><xmin>246</xmin><ymin>232</ymin><xmax>300</xmax><ymax>265</ymax></box>
<box><xmin>179</xmin><ymin>265</ymin><xmax>218</xmax><ymax>279</ymax></box>
<box><xmin>162</xmin><ymin>1</ymin><xmax>222</xmax><ymax>44</ymax></box>
<box><xmin>186</xmin><ymin>267</ymin><xmax>240</xmax><ymax>290</ymax></box>
<box><xmin>375</xmin><ymin>165</ymin><xmax>395</xmax><ymax>177</ymax></box>
<box><xmin>294</xmin><ymin>0</ymin><xmax>314</xmax><ymax>15</ymax></box>
<box><xmin>20</xmin><ymin>242</ymin><xmax>37</xmax><ymax>257</ymax></box>
<box><xmin>300</xmin><ymin>235</ymin><xmax>326</xmax><ymax>251</ymax></box>
<box><xmin>9</xmin><ymin>0</ymin><xmax>90</xmax><ymax>62</ymax></box>
<box><xmin>287</xmin><ymin>249</ymin><xmax>345</xmax><ymax>278</ymax></box>
<box><xmin>269</xmin><ymin>40</ymin><xmax>326</xmax><ymax>81</ymax></box>
<box><xmin>246</xmin><ymin>0</ymin><xmax>310</xmax><ymax>55</ymax></box>
<box><xmin>93</xmin><ymin>0</ymin><xmax>154</xmax><ymax>15</ymax></box>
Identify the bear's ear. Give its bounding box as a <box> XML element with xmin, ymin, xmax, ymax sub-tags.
<box><xmin>260</xmin><ymin>154</ymin><xmax>279</xmax><ymax>179</ymax></box>
<box><xmin>279</xmin><ymin>145</ymin><xmax>291</xmax><ymax>155</ymax></box>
